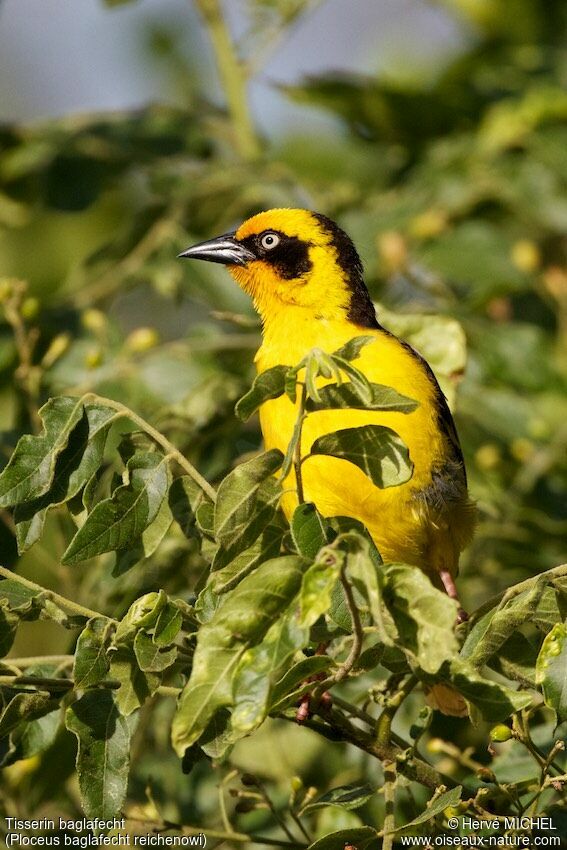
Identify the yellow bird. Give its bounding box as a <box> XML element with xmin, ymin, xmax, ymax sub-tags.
<box><xmin>180</xmin><ymin>209</ymin><xmax>476</xmax><ymax>613</ymax></box>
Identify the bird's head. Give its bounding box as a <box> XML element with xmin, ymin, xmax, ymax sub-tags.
<box><xmin>179</xmin><ymin>209</ymin><xmax>377</xmax><ymax>328</ymax></box>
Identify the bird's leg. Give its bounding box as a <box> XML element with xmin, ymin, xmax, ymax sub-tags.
<box><xmin>295</xmin><ymin>643</ymin><xmax>332</xmax><ymax>723</ymax></box>
<box><xmin>439</xmin><ymin>570</ymin><xmax>469</xmax><ymax>623</ymax></box>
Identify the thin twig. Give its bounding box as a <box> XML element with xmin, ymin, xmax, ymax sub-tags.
<box><xmin>2</xmin><ymin>655</ymin><xmax>74</xmax><ymax>669</ymax></box>
<box><xmin>277</xmin><ymin>707</ymin><xmax>453</xmax><ymax>791</ymax></box>
<box><xmin>256</xmin><ymin>779</ymin><xmax>302</xmax><ymax>845</ymax></box>
<box><xmin>376</xmin><ymin>675</ymin><xmax>418</xmax><ymax>748</ymax></box>
<box><xmin>293</xmin><ymin>384</ymin><xmax>307</xmax><ymax>504</ymax></box>
<box><xmin>331</xmin><ymin>568</ymin><xmax>364</xmax><ymax>684</ymax></box>
<box><xmin>81</xmin><ymin>393</ymin><xmax>217</xmax><ymax>502</ymax></box>
<box><xmin>193</xmin><ymin>0</ymin><xmax>261</xmax><ymax>161</ymax></box>
<box><xmin>0</xmin><ymin>564</ymin><xmax>110</xmax><ymax>622</ymax></box>
<box><xmin>2</xmin><ymin>279</ymin><xmax>41</xmax><ymax>431</ymax></box>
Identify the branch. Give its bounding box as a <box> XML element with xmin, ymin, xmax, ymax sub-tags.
<box><xmin>193</xmin><ymin>0</ymin><xmax>261</xmax><ymax>161</ymax></box>
<box><xmin>329</xmin><ymin>569</ymin><xmax>364</xmax><ymax>685</ymax></box>
<box><xmin>376</xmin><ymin>675</ymin><xmax>418</xmax><ymax>748</ymax></box>
<box><xmin>1</xmin><ymin>279</ymin><xmax>41</xmax><ymax>431</ymax></box>
<box><xmin>278</xmin><ymin>707</ymin><xmax>453</xmax><ymax>791</ymax></box>
<box><xmin>82</xmin><ymin>393</ymin><xmax>217</xmax><ymax>503</ymax></box>
<box><xmin>2</xmin><ymin>655</ymin><xmax>74</xmax><ymax>669</ymax></box>
<box><xmin>0</xmin><ymin>565</ymin><xmax>111</xmax><ymax>622</ymax></box>
<box><xmin>293</xmin><ymin>384</ymin><xmax>307</xmax><ymax>504</ymax></box>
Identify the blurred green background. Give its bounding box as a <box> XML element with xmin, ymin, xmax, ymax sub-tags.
<box><xmin>0</xmin><ymin>0</ymin><xmax>566</xmax><ymax>835</ymax></box>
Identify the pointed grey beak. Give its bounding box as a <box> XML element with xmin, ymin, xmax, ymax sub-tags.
<box><xmin>178</xmin><ymin>232</ymin><xmax>256</xmax><ymax>267</ymax></box>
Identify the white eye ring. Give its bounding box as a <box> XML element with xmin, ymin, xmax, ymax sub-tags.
<box><xmin>260</xmin><ymin>232</ymin><xmax>280</xmax><ymax>250</ymax></box>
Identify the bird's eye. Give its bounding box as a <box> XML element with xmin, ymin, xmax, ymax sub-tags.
<box><xmin>260</xmin><ymin>232</ymin><xmax>280</xmax><ymax>250</ymax></box>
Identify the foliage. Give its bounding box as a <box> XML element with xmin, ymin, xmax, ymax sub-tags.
<box><xmin>0</xmin><ymin>0</ymin><xmax>566</xmax><ymax>846</ymax></box>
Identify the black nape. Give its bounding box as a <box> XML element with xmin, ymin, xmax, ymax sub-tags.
<box><xmin>313</xmin><ymin>213</ymin><xmax>379</xmax><ymax>329</ymax></box>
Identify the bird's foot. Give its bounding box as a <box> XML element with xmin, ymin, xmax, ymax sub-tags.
<box><xmin>439</xmin><ymin>569</ymin><xmax>469</xmax><ymax>623</ymax></box>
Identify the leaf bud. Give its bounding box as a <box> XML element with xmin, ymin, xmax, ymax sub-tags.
<box><xmin>290</xmin><ymin>776</ymin><xmax>303</xmax><ymax>793</ymax></box>
<box><xmin>85</xmin><ymin>347</ymin><xmax>103</xmax><ymax>369</ymax></box>
<box><xmin>81</xmin><ymin>308</ymin><xmax>107</xmax><ymax>334</ymax></box>
<box><xmin>475</xmin><ymin>443</ymin><xmax>501</xmax><ymax>471</ymax></box>
<box><xmin>510</xmin><ymin>437</ymin><xmax>534</xmax><ymax>463</ymax></box>
<box><xmin>409</xmin><ymin>209</ymin><xmax>448</xmax><ymax>240</ymax></box>
<box><xmin>377</xmin><ymin>231</ymin><xmax>408</xmax><ymax>274</ymax></box>
<box><xmin>41</xmin><ymin>332</ymin><xmax>71</xmax><ymax>368</ymax></box>
<box><xmin>21</xmin><ymin>296</ymin><xmax>39</xmax><ymax>321</ymax></box>
<box><xmin>0</xmin><ymin>279</ymin><xmax>14</xmax><ymax>303</ymax></box>
<box><xmin>489</xmin><ymin>724</ymin><xmax>513</xmax><ymax>743</ymax></box>
<box><xmin>426</xmin><ymin>737</ymin><xmax>445</xmax><ymax>754</ymax></box>
<box><xmin>511</xmin><ymin>240</ymin><xmax>540</xmax><ymax>273</ymax></box>
<box><xmin>126</xmin><ymin>326</ymin><xmax>160</xmax><ymax>353</ymax></box>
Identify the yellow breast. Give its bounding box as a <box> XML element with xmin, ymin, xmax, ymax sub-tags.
<box><xmin>256</xmin><ymin>313</ymin><xmax>448</xmax><ymax>565</ymax></box>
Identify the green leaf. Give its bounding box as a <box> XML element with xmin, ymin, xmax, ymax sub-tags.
<box><xmin>0</xmin><ymin>579</ymin><xmax>43</xmax><ymax>618</ymax></box>
<box><xmin>329</xmin><ymin>355</ymin><xmax>373</xmax><ymax>404</ymax></box>
<box><xmin>0</xmin><ymin>691</ymin><xmax>58</xmax><ymax>738</ymax></box>
<box><xmin>269</xmin><ymin>655</ymin><xmax>334</xmax><ymax>712</ymax></box>
<box><xmin>210</xmin><ymin>523</ymin><xmax>285</xmax><ymax>595</ymax></box>
<box><xmin>113</xmin><ymin>493</ymin><xmax>173</xmax><ymax>575</ymax></box>
<box><xmin>341</xmin><ymin>532</ymin><xmax>391</xmax><ymax>646</ymax></box>
<box><xmin>169</xmin><ymin>475</ymin><xmax>213</xmax><ymax>539</ymax></box>
<box><xmin>133</xmin><ymin>630</ymin><xmax>177</xmax><ymax>672</ymax></box>
<box><xmin>232</xmin><ymin>609</ymin><xmax>307</xmax><ymax>732</ymax></box>
<box><xmin>62</xmin><ymin>451</ymin><xmax>170</xmax><ymax>565</ymax></box>
<box><xmin>290</xmin><ymin>503</ymin><xmax>329</xmax><ymax>559</ymax></box>
<box><xmin>310</xmin><ymin>426</ymin><xmax>413</xmax><ymax>489</ymax></box>
<box><xmin>536</xmin><ymin>623</ymin><xmax>567</xmax><ymax>724</ymax></box>
<box><xmin>213</xmin><ymin>450</ymin><xmax>283</xmax><ymax>559</ymax></box>
<box><xmin>491</xmin><ymin>632</ymin><xmax>539</xmax><ymax>688</ymax></box>
<box><xmin>463</xmin><ymin>577</ymin><xmax>549</xmax><ymax>668</ymax></box>
<box><xmin>171</xmin><ymin>555</ymin><xmax>305</xmax><ymax>755</ymax></box>
<box><xmin>376</xmin><ymin>304</ymin><xmax>467</xmax><ymax>408</ymax></box>
<box><xmin>73</xmin><ymin>617</ymin><xmax>112</xmax><ymax>689</ymax></box>
<box><xmin>332</xmin><ymin>336</ymin><xmax>375</xmax><ymax>361</ymax></box>
<box><xmin>153</xmin><ymin>603</ymin><xmax>183</xmax><ymax>647</ymax></box>
<box><xmin>384</xmin><ymin>565</ymin><xmax>458</xmax><ymax>673</ymax></box>
<box><xmin>300</xmin><ymin>552</ymin><xmax>342</xmax><ymax>627</ymax></box>
<box><xmin>0</xmin><ymin>397</ymin><xmax>85</xmax><ymax>507</ymax></box>
<box><xmin>13</xmin><ymin>403</ymin><xmax>116</xmax><ymax>552</ymax></box>
<box><xmin>306</xmin><ymin>826</ymin><xmax>378</xmax><ymax>850</ymax></box>
<box><xmin>65</xmin><ymin>690</ymin><xmax>134</xmax><ymax>819</ymax></box>
<box><xmin>199</xmin><ymin>709</ymin><xmax>240</xmax><ymax>760</ymax></box>
<box><xmin>303</xmin><ymin>783</ymin><xmax>375</xmax><ymax>814</ymax></box>
<box><xmin>396</xmin><ymin>787</ymin><xmax>462</xmax><ymax>831</ymax></box>
<box><xmin>113</xmin><ymin>591</ymin><xmax>167</xmax><ymax>645</ymax></box>
<box><xmin>306</xmin><ymin>381</ymin><xmax>418</xmax><ymax>413</ymax></box>
<box><xmin>6</xmin><ymin>707</ymin><xmax>61</xmax><ymax>765</ymax></box>
<box><xmin>444</xmin><ymin>659</ymin><xmax>532</xmax><ymax>722</ymax></box>
<box><xmin>109</xmin><ymin>646</ymin><xmax>161</xmax><ymax>715</ymax></box>
<box><xmin>235</xmin><ymin>366</ymin><xmax>288</xmax><ymax>421</ymax></box>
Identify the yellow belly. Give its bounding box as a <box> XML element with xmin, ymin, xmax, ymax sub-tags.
<box><xmin>256</xmin><ymin>316</ymin><xmax>456</xmax><ymax>567</ymax></box>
